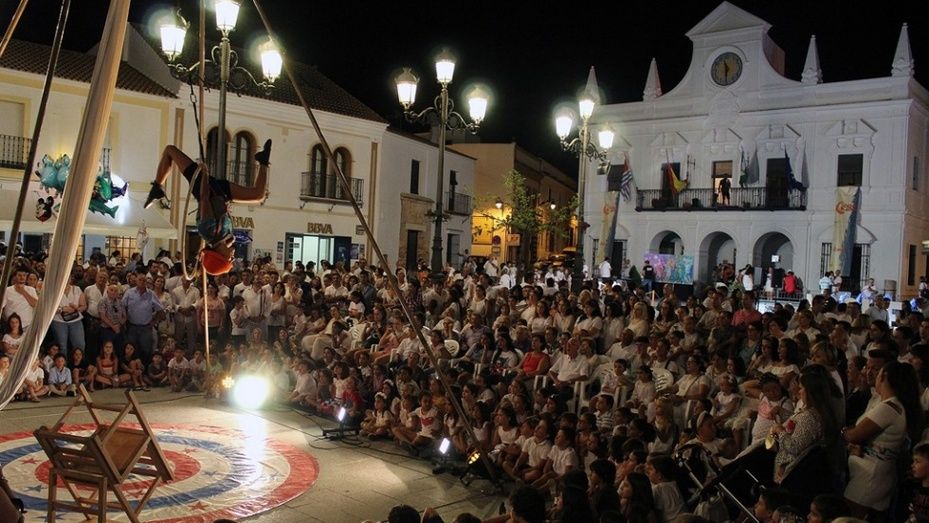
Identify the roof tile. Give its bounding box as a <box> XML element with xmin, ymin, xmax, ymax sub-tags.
<box><xmin>0</xmin><ymin>39</ymin><xmax>177</xmax><ymax>98</ymax></box>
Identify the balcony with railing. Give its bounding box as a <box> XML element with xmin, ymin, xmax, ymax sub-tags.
<box><xmin>635</xmin><ymin>186</ymin><xmax>806</xmax><ymax>211</ymax></box>
<box><xmin>0</xmin><ymin>135</ymin><xmax>31</xmax><ymax>170</ymax></box>
<box><xmin>223</xmin><ymin>159</ymin><xmax>254</xmax><ymax>187</ymax></box>
<box><xmin>300</xmin><ymin>171</ymin><xmax>364</xmax><ymax>205</ymax></box>
<box><xmin>446</xmin><ymin>191</ymin><xmax>472</xmax><ymax>215</ymax></box>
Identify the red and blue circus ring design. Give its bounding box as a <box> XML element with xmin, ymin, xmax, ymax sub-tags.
<box><xmin>0</xmin><ymin>423</ymin><xmax>318</xmax><ymax>522</ymax></box>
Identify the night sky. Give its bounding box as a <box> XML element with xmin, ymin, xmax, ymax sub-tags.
<box><xmin>3</xmin><ymin>0</ymin><xmax>927</xmax><ymax>176</ymax></box>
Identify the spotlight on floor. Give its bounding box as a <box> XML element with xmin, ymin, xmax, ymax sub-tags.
<box><xmin>433</xmin><ymin>437</ymin><xmax>452</xmax><ymax>474</ymax></box>
<box><xmin>231</xmin><ymin>375</ymin><xmax>270</xmax><ymax>410</ymax></box>
<box><xmin>222</xmin><ymin>375</ymin><xmax>235</xmax><ymax>389</ymax></box>
<box><xmin>322</xmin><ymin>406</ymin><xmax>358</xmax><ymax>440</ymax></box>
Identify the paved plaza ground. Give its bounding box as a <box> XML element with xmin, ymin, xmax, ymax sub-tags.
<box><xmin>0</xmin><ymin>388</ymin><xmax>506</xmax><ymax>522</ymax></box>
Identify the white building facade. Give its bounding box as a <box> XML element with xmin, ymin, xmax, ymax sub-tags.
<box><xmin>583</xmin><ymin>2</ymin><xmax>929</xmax><ymax>297</ymax></box>
<box><xmin>0</xmin><ymin>27</ymin><xmax>475</xmax><ymax>270</ymax></box>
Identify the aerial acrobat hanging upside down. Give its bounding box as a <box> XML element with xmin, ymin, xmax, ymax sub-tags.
<box><xmin>144</xmin><ymin>140</ymin><xmax>272</xmax><ymax>275</ymax></box>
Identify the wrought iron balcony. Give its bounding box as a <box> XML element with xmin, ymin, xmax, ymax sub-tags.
<box><xmin>446</xmin><ymin>191</ymin><xmax>472</xmax><ymax>215</ymax></box>
<box><xmin>0</xmin><ymin>134</ymin><xmax>30</xmax><ymax>170</ymax></box>
<box><xmin>635</xmin><ymin>186</ymin><xmax>806</xmax><ymax>211</ymax></box>
<box><xmin>224</xmin><ymin>159</ymin><xmax>254</xmax><ymax>187</ymax></box>
<box><xmin>300</xmin><ymin>171</ymin><xmax>364</xmax><ymax>205</ymax></box>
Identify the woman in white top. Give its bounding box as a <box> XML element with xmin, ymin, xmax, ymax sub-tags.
<box><xmin>843</xmin><ymin>360</ymin><xmax>924</xmax><ymax>512</ymax></box>
<box><xmin>2</xmin><ymin>313</ymin><xmax>25</xmax><ymax>357</ymax></box>
<box><xmin>51</xmin><ymin>271</ymin><xmax>87</xmax><ymax>356</ymax></box>
<box><xmin>553</xmin><ymin>300</ymin><xmax>575</xmax><ymax>335</ymax></box>
<box><xmin>573</xmin><ymin>300</ymin><xmax>603</xmax><ymax>339</ymax></box>
<box><xmin>528</xmin><ymin>301</ymin><xmax>552</xmax><ymax>335</ymax></box>
<box><xmin>764</xmin><ymin>267</ymin><xmax>775</xmax><ymax>299</ymax></box>
<box><xmin>601</xmin><ymin>302</ymin><xmax>626</xmax><ymax>350</ymax></box>
<box><xmin>266</xmin><ymin>282</ymin><xmax>287</xmax><ymax>342</ymax></box>
<box><xmin>669</xmin><ymin>356</ymin><xmax>711</xmax><ymax>430</ymax></box>
<box><xmin>283</xmin><ymin>275</ymin><xmax>303</xmax><ymax>324</ymax></box>
<box><xmin>741</xmin><ymin>265</ymin><xmax>754</xmax><ymax>292</ymax></box>
<box><xmin>152</xmin><ymin>276</ymin><xmax>175</xmax><ymax>337</ymax></box>
<box><xmin>627</xmin><ymin>302</ymin><xmax>651</xmax><ymax>338</ymax></box>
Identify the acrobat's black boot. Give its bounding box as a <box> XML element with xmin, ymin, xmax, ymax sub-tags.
<box><xmin>143</xmin><ymin>182</ymin><xmax>166</xmax><ymax>209</ymax></box>
<box><xmin>255</xmin><ymin>139</ymin><xmax>273</xmax><ymax>166</ymax></box>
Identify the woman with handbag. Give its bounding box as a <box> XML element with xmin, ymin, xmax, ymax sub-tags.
<box><xmin>51</xmin><ymin>271</ymin><xmax>87</xmax><ymax>357</ymax></box>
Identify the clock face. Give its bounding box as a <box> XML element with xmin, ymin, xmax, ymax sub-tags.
<box><xmin>711</xmin><ymin>52</ymin><xmax>743</xmax><ymax>86</ymax></box>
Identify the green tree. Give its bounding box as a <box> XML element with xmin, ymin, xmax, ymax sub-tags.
<box><xmin>473</xmin><ymin>170</ymin><xmax>577</xmax><ymax>277</ymax></box>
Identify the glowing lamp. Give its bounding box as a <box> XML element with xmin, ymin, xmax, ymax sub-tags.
<box><xmin>578</xmin><ymin>97</ymin><xmax>595</xmax><ymax>120</ymax></box>
<box><xmin>231</xmin><ymin>375</ymin><xmax>269</xmax><ymax>409</ymax></box>
<box><xmin>435</xmin><ymin>49</ymin><xmax>456</xmax><ymax>84</ymax></box>
<box><xmin>159</xmin><ymin>11</ymin><xmax>188</xmax><ymax>61</ymax></box>
<box><xmin>467</xmin><ymin>86</ymin><xmax>489</xmax><ymax>123</ymax></box>
<box><xmin>555</xmin><ymin>115</ymin><xmax>574</xmax><ymax>140</ymax></box>
<box><xmin>214</xmin><ymin>0</ymin><xmax>240</xmax><ymax>33</ymax></box>
<box><xmin>395</xmin><ymin>68</ymin><xmax>419</xmax><ymax>108</ymax></box>
<box><xmin>259</xmin><ymin>39</ymin><xmax>282</xmax><ymax>83</ymax></box>
<box><xmin>598</xmin><ymin>129</ymin><xmax>615</xmax><ymax>150</ymax></box>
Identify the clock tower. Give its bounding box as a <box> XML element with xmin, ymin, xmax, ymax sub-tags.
<box><xmin>656</xmin><ymin>1</ymin><xmax>792</xmax><ymax>98</ymax></box>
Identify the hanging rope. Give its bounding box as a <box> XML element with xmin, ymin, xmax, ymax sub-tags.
<box><xmin>249</xmin><ymin>0</ymin><xmax>501</xmax><ymax>490</ymax></box>
<box><xmin>0</xmin><ymin>0</ymin><xmax>29</xmax><ymax>59</ymax></box>
<box><xmin>0</xmin><ymin>0</ymin><xmax>70</xmax><ymax>318</ymax></box>
<box><xmin>0</xmin><ymin>0</ymin><xmax>130</xmax><ymax>411</ymax></box>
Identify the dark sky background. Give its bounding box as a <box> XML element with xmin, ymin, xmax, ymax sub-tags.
<box><xmin>3</xmin><ymin>0</ymin><xmax>927</xmax><ymax>176</ymax></box>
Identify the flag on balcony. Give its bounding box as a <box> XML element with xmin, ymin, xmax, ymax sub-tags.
<box><xmin>785</xmin><ymin>149</ymin><xmax>805</xmax><ymax>191</ymax></box>
<box><xmin>665</xmin><ymin>162</ymin><xmax>687</xmax><ymax>195</ymax></box>
<box><xmin>738</xmin><ymin>146</ymin><xmax>759</xmax><ymax>187</ymax></box>
<box><xmin>620</xmin><ymin>154</ymin><xmax>635</xmax><ymax>202</ymax></box>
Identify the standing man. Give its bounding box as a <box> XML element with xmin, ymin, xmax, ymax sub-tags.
<box><xmin>83</xmin><ymin>269</ymin><xmax>108</xmax><ymax>359</ymax></box>
<box><xmin>171</xmin><ymin>278</ymin><xmax>201</xmax><ymax>352</ymax></box>
<box><xmin>122</xmin><ymin>268</ymin><xmax>164</xmax><ymax>363</ymax></box>
<box><xmin>242</xmin><ymin>275</ymin><xmax>270</xmax><ymax>341</ymax></box>
<box><xmin>483</xmin><ymin>255</ymin><xmax>498</xmax><ymax>281</ymax></box>
<box><xmin>641</xmin><ymin>259</ymin><xmax>655</xmax><ymax>293</ymax></box>
<box><xmin>3</xmin><ymin>267</ymin><xmax>38</xmax><ymax>330</ymax></box>
<box><xmin>598</xmin><ymin>256</ymin><xmax>612</xmax><ymax>287</ymax></box>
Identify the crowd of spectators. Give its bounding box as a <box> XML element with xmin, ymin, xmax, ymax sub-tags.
<box><xmin>3</xmin><ymin>245</ymin><xmax>929</xmax><ymax>522</ymax></box>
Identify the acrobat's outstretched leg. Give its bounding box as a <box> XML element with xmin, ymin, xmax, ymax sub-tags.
<box><xmin>227</xmin><ymin>139</ymin><xmax>271</xmax><ymax>203</ymax></box>
<box><xmin>144</xmin><ymin>146</ymin><xmax>196</xmax><ymax>209</ymax></box>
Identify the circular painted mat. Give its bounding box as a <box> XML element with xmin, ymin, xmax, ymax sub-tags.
<box><xmin>0</xmin><ymin>423</ymin><xmax>318</xmax><ymax>522</ymax></box>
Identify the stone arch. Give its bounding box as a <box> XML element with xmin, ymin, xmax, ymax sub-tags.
<box><xmin>698</xmin><ymin>231</ymin><xmax>737</xmax><ymax>282</ymax></box>
<box><xmin>649</xmin><ymin>230</ymin><xmax>684</xmax><ymax>255</ymax></box>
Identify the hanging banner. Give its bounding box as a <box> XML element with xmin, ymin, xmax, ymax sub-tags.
<box><xmin>831</xmin><ymin>186</ymin><xmax>861</xmax><ymax>275</ymax></box>
<box><xmin>596</xmin><ymin>190</ymin><xmax>620</xmax><ymax>263</ymax></box>
<box><xmin>643</xmin><ymin>252</ymin><xmax>695</xmax><ymax>285</ymax></box>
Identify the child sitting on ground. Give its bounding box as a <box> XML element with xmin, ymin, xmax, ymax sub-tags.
<box><xmin>47</xmin><ymin>354</ymin><xmax>73</xmax><ymax>397</ymax></box>
<box><xmin>533</xmin><ymin>426</ymin><xmax>579</xmax><ymax>492</ymax></box>
<box><xmin>361</xmin><ymin>392</ymin><xmax>394</xmax><ymax>438</ymax></box>
<box><xmin>168</xmin><ymin>351</ymin><xmax>190</xmax><ymax>392</ymax></box>
<box><xmin>145</xmin><ymin>352</ymin><xmax>169</xmax><ymax>387</ymax></box>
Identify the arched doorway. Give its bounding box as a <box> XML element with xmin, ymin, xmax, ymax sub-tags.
<box><xmin>698</xmin><ymin>232</ymin><xmax>737</xmax><ymax>282</ymax></box>
<box><xmin>649</xmin><ymin>231</ymin><xmax>683</xmax><ymax>256</ymax></box>
<box><xmin>753</xmin><ymin>232</ymin><xmax>793</xmax><ymax>271</ymax></box>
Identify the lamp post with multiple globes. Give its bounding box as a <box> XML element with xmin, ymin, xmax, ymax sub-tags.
<box><xmin>555</xmin><ymin>95</ymin><xmax>614</xmax><ymax>293</ymax></box>
<box><xmin>395</xmin><ymin>50</ymin><xmax>489</xmax><ymax>283</ymax></box>
<box><xmin>159</xmin><ymin>0</ymin><xmax>282</xmax><ymax>180</ymax></box>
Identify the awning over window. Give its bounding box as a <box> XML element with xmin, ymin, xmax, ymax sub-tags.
<box><xmin>0</xmin><ymin>187</ymin><xmax>177</xmax><ymax>239</ymax></box>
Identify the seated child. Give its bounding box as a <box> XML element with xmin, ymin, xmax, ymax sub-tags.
<box><xmin>168</xmin><ymin>351</ymin><xmax>190</xmax><ymax>392</ymax></box>
<box><xmin>532</xmin><ymin>426</ymin><xmax>579</xmax><ymax>491</ymax></box>
<box><xmin>145</xmin><ymin>352</ymin><xmax>169</xmax><ymax>387</ymax></box>
<box><xmin>646</xmin><ymin>455</ymin><xmax>685</xmax><ymax>523</ymax></box>
<box><xmin>360</xmin><ymin>392</ymin><xmax>395</xmax><ymax>439</ymax></box>
<box><xmin>47</xmin><ymin>354</ymin><xmax>73</xmax><ymax>397</ymax></box>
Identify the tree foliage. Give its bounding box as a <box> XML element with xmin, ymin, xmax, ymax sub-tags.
<box><xmin>473</xmin><ymin>169</ymin><xmax>577</xmax><ymax>265</ymax></box>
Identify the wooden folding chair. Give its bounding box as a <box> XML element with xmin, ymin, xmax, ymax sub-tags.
<box><xmin>33</xmin><ymin>385</ymin><xmax>173</xmax><ymax>522</ymax></box>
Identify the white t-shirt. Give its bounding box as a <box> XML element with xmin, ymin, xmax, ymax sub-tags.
<box><xmin>547</xmin><ymin>444</ymin><xmax>579</xmax><ymax>476</ymax></box>
<box><xmin>599</xmin><ymin>260</ymin><xmax>612</xmax><ymax>278</ymax></box>
<box><xmin>522</xmin><ymin>437</ymin><xmax>552</xmax><ymax>468</ymax></box>
<box><xmin>26</xmin><ymin>366</ymin><xmax>44</xmax><ymax>385</ymax></box>
<box><xmin>229</xmin><ymin>308</ymin><xmax>248</xmax><ymax>336</ymax></box>
<box><xmin>3</xmin><ymin>285</ymin><xmax>37</xmax><ymax>328</ymax></box>
<box><xmin>414</xmin><ymin>406</ymin><xmax>441</xmax><ymax>438</ymax></box>
<box><xmin>168</xmin><ymin>357</ymin><xmax>190</xmax><ymax>371</ymax></box>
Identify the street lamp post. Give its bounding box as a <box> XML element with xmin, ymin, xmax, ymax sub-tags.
<box><xmin>555</xmin><ymin>96</ymin><xmax>613</xmax><ymax>293</ymax></box>
<box><xmin>395</xmin><ymin>51</ymin><xmax>489</xmax><ymax>283</ymax></box>
<box><xmin>159</xmin><ymin>0</ymin><xmax>281</xmax><ymax>180</ymax></box>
